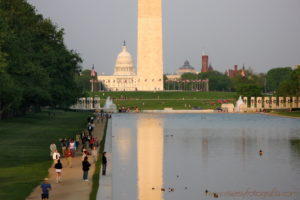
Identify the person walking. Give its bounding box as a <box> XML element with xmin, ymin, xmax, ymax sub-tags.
<box><xmin>81</xmin><ymin>148</ymin><xmax>88</xmax><ymax>161</ymax></box>
<box><xmin>40</xmin><ymin>178</ymin><xmax>51</xmax><ymax>200</ymax></box>
<box><xmin>49</xmin><ymin>142</ymin><xmax>57</xmax><ymax>157</ymax></box>
<box><xmin>54</xmin><ymin>159</ymin><xmax>63</xmax><ymax>183</ymax></box>
<box><xmin>60</xmin><ymin>139</ymin><xmax>67</xmax><ymax>157</ymax></box>
<box><xmin>64</xmin><ymin>147</ymin><xmax>73</xmax><ymax>168</ymax></box>
<box><xmin>69</xmin><ymin>139</ymin><xmax>76</xmax><ymax>157</ymax></box>
<box><xmin>87</xmin><ymin>123</ymin><xmax>94</xmax><ymax>135</ymax></box>
<box><xmin>102</xmin><ymin>152</ymin><xmax>107</xmax><ymax>175</ymax></box>
<box><xmin>91</xmin><ymin>146</ymin><xmax>98</xmax><ymax>163</ymax></box>
<box><xmin>89</xmin><ymin>136</ymin><xmax>95</xmax><ymax>149</ymax></box>
<box><xmin>52</xmin><ymin>150</ymin><xmax>60</xmax><ymax>165</ymax></box>
<box><xmin>75</xmin><ymin>134</ymin><xmax>80</xmax><ymax>151</ymax></box>
<box><xmin>82</xmin><ymin>156</ymin><xmax>91</xmax><ymax>181</ymax></box>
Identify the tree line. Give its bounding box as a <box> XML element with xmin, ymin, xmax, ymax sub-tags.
<box><xmin>0</xmin><ymin>0</ymin><xmax>83</xmax><ymax>119</ymax></box>
<box><xmin>168</xmin><ymin>66</ymin><xmax>300</xmax><ymax>97</ymax></box>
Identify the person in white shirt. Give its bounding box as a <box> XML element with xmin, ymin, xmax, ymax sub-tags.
<box><xmin>69</xmin><ymin>139</ymin><xmax>76</xmax><ymax>157</ymax></box>
<box><xmin>52</xmin><ymin>149</ymin><xmax>60</xmax><ymax>164</ymax></box>
<box><xmin>49</xmin><ymin>142</ymin><xmax>57</xmax><ymax>157</ymax></box>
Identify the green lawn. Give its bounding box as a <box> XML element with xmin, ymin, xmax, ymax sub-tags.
<box><xmin>272</xmin><ymin>111</ymin><xmax>300</xmax><ymax>118</ymax></box>
<box><xmin>90</xmin><ymin>91</ymin><xmax>237</xmax><ymax>110</ymax></box>
<box><xmin>0</xmin><ymin>110</ymin><xmax>90</xmax><ymax>200</ymax></box>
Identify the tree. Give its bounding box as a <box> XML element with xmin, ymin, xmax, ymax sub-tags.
<box><xmin>181</xmin><ymin>73</ymin><xmax>198</xmax><ymax>80</ymax></box>
<box><xmin>199</xmin><ymin>71</ymin><xmax>231</xmax><ymax>91</ymax></box>
<box><xmin>75</xmin><ymin>69</ymin><xmax>93</xmax><ymax>92</ymax></box>
<box><xmin>236</xmin><ymin>84</ymin><xmax>262</xmax><ymax>97</ymax></box>
<box><xmin>0</xmin><ymin>10</ymin><xmax>23</xmax><ymax>118</ymax></box>
<box><xmin>0</xmin><ymin>0</ymin><xmax>83</xmax><ymax>118</ymax></box>
<box><xmin>277</xmin><ymin>67</ymin><xmax>300</xmax><ymax>96</ymax></box>
<box><xmin>266</xmin><ymin>67</ymin><xmax>292</xmax><ymax>92</ymax></box>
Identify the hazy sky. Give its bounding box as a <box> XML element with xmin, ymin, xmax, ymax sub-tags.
<box><xmin>27</xmin><ymin>0</ymin><xmax>300</xmax><ymax>74</ymax></box>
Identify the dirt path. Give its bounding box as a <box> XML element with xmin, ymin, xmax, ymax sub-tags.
<box><xmin>26</xmin><ymin>119</ymin><xmax>106</xmax><ymax>200</ymax></box>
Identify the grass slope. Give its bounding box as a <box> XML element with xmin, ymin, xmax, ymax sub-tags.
<box><xmin>89</xmin><ymin>119</ymin><xmax>108</xmax><ymax>200</ymax></box>
<box><xmin>0</xmin><ymin>110</ymin><xmax>90</xmax><ymax>200</ymax></box>
<box><xmin>272</xmin><ymin>111</ymin><xmax>300</xmax><ymax>118</ymax></box>
<box><xmin>91</xmin><ymin>91</ymin><xmax>236</xmax><ymax>110</ymax></box>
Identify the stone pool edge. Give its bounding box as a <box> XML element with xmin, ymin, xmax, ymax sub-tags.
<box><xmin>97</xmin><ymin>118</ymin><xmax>113</xmax><ymax>200</ymax></box>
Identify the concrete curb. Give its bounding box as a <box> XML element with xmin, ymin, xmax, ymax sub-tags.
<box><xmin>96</xmin><ymin>119</ymin><xmax>112</xmax><ymax>200</ymax></box>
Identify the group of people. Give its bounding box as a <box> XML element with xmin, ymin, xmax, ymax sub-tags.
<box><xmin>118</xmin><ymin>106</ymin><xmax>140</xmax><ymax>113</ymax></box>
<box><xmin>41</xmin><ymin>114</ymin><xmax>108</xmax><ymax>199</ymax></box>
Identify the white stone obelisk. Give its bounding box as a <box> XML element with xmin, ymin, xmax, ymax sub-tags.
<box><xmin>137</xmin><ymin>0</ymin><xmax>164</xmax><ymax>91</ymax></box>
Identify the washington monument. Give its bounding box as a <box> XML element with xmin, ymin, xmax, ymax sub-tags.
<box><xmin>137</xmin><ymin>0</ymin><xmax>164</xmax><ymax>91</ymax></box>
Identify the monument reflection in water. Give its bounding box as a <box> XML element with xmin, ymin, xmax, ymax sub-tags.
<box><xmin>112</xmin><ymin>113</ymin><xmax>300</xmax><ymax>200</ymax></box>
<box><xmin>137</xmin><ymin>117</ymin><xmax>163</xmax><ymax>200</ymax></box>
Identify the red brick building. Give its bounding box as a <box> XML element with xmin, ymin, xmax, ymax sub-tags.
<box><xmin>201</xmin><ymin>55</ymin><xmax>209</xmax><ymax>73</ymax></box>
<box><xmin>226</xmin><ymin>65</ymin><xmax>245</xmax><ymax>78</ymax></box>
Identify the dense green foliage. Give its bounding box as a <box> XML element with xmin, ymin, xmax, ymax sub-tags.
<box><xmin>0</xmin><ymin>0</ymin><xmax>83</xmax><ymax>118</ymax></box>
<box><xmin>266</xmin><ymin>67</ymin><xmax>292</xmax><ymax>92</ymax></box>
<box><xmin>181</xmin><ymin>73</ymin><xmax>198</xmax><ymax>80</ymax></box>
<box><xmin>199</xmin><ymin>71</ymin><xmax>232</xmax><ymax>91</ymax></box>
<box><xmin>277</xmin><ymin>67</ymin><xmax>300</xmax><ymax>96</ymax></box>
<box><xmin>75</xmin><ymin>69</ymin><xmax>92</xmax><ymax>92</ymax></box>
<box><xmin>236</xmin><ymin>84</ymin><xmax>262</xmax><ymax>97</ymax></box>
<box><xmin>0</xmin><ymin>110</ymin><xmax>90</xmax><ymax>200</ymax></box>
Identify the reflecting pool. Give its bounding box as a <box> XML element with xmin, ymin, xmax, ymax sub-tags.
<box><xmin>111</xmin><ymin>113</ymin><xmax>300</xmax><ymax>200</ymax></box>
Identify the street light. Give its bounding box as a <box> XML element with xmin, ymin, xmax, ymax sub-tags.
<box><xmin>91</xmin><ymin>65</ymin><xmax>97</xmax><ymax>109</ymax></box>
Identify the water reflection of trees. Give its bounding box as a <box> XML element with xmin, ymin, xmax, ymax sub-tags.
<box><xmin>290</xmin><ymin>139</ymin><xmax>300</xmax><ymax>155</ymax></box>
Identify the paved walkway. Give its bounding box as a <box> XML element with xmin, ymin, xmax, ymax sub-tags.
<box><xmin>26</xmin><ymin>119</ymin><xmax>107</xmax><ymax>200</ymax></box>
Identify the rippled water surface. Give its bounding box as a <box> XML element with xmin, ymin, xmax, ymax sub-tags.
<box><xmin>111</xmin><ymin>113</ymin><xmax>300</xmax><ymax>200</ymax></box>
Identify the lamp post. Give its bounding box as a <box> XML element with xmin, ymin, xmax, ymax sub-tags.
<box><xmin>91</xmin><ymin>65</ymin><xmax>97</xmax><ymax>109</ymax></box>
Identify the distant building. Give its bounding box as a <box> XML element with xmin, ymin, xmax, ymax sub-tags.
<box><xmin>208</xmin><ymin>63</ymin><xmax>214</xmax><ymax>72</ymax></box>
<box><xmin>98</xmin><ymin>43</ymin><xmax>137</xmax><ymax>91</ymax></box>
<box><xmin>227</xmin><ymin>65</ymin><xmax>239</xmax><ymax>78</ymax></box>
<box><xmin>294</xmin><ymin>64</ymin><xmax>300</xmax><ymax>69</ymax></box>
<box><xmin>177</xmin><ymin>60</ymin><xmax>197</xmax><ymax>75</ymax></box>
<box><xmin>166</xmin><ymin>60</ymin><xmax>197</xmax><ymax>81</ymax></box>
<box><xmin>165</xmin><ymin>60</ymin><xmax>208</xmax><ymax>91</ymax></box>
<box><xmin>166</xmin><ymin>74</ymin><xmax>180</xmax><ymax>81</ymax></box>
<box><xmin>226</xmin><ymin>65</ymin><xmax>245</xmax><ymax>78</ymax></box>
<box><xmin>201</xmin><ymin>55</ymin><xmax>209</xmax><ymax>73</ymax></box>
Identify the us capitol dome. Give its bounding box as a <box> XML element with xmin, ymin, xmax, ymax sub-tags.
<box><xmin>98</xmin><ymin>41</ymin><xmax>137</xmax><ymax>91</ymax></box>
<box><xmin>114</xmin><ymin>42</ymin><xmax>136</xmax><ymax>76</ymax></box>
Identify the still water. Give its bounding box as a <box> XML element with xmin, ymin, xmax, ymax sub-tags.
<box><xmin>111</xmin><ymin>113</ymin><xmax>300</xmax><ymax>200</ymax></box>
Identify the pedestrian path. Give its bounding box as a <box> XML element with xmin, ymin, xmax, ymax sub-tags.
<box><xmin>26</xmin><ymin>119</ymin><xmax>107</xmax><ymax>200</ymax></box>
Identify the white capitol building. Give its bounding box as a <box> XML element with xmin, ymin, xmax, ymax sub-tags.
<box><xmin>98</xmin><ymin>42</ymin><xmax>138</xmax><ymax>91</ymax></box>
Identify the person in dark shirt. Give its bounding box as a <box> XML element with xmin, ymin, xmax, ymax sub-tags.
<box><xmin>40</xmin><ymin>178</ymin><xmax>51</xmax><ymax>200</ymax></box>
<box><xmin>82</xmin><ymin>156</ymin><xmax>91</xmax><ymax>181</ymax></box>
<box><xmin>54</xmin><ymin>159</ymin><xmax>63</xmax><ymax>183</ymax></box>
<box><xmin>102</xmin><ymin>152</ymin><xmax>107</xmax><ymax>175</ymax></box>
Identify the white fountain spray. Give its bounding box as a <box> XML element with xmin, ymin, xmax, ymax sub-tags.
<box><xmin>103</xmin><ymin>96</ymin><xmax>117</xmax><ymax>113</ymax></box>
<box><xmin>235</xmin><ymin>96</ymin><xmax>245</xmax><ymax>112</ymax></box>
